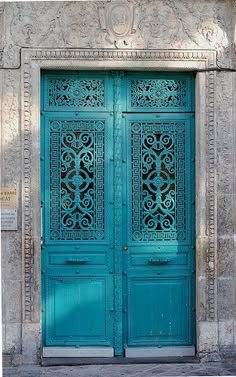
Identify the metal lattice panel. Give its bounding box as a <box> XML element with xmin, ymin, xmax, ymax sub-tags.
<box><xmin>129</xmin><ymin>121</ymin><xmax>186</xmax><ymax>242</ymax></box>
<box><xmin>127</xmin><ymin>74</ymin><xmax>193</xmax><ymax>112</ymax></box>
<box><xmin>49</xmin><ymin>119</ymin><xmax>105</xmax><ymax>241</ymax></box>
<box><xmin>46</xmin><ymin>77</ymin><xmax>107</xmax><ymax>110</ymax></box>
<box><xmin>130</xmin><ymin>79</ymin><xmax>187</xmax><ymax>109</ymax></box>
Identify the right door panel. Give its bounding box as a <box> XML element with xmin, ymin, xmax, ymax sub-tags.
<box><xmin>123</xmin><ymin>112</ymin><xmax>195</xmax><ymax>349</ymax></box>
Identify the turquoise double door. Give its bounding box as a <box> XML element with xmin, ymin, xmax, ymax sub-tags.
<box><xmin>41</xmin><ymin>71</ymin><xmax>195</xmax><ymax>357</ymax></box>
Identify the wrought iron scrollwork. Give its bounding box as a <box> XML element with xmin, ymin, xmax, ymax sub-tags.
<box><xmin>50</xmin><ymin>119</ymin><xmax>105</xmax><ymax>241</ymax></box>
<box><xmin>130</xmin><ymin>78</ymin><xmax>187</xmax><ymax>109</ymax></box>
<box><xmin>48</xmin><ymin>78</ymin><xmax>105</xmax><ymax>108</ymax></box>
<box><xmin>130</xmin><ymin>121</ymin><xmax>186</xmax><ymax>242</ymax></box>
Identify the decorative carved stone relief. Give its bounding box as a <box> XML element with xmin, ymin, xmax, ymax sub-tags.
<box><xmin>98</xmin><ymin>1</ymin><xmax>137</xmax><ymax>48</ymax></box>
<box><xmin>2</xmin><ymin>0</ymin><xmax>233</xmax><ymax>67</ymax></box>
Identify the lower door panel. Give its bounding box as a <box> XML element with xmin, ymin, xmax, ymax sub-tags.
<box><xmin>126</xmin><ymin>275</ymin><xmax>193</xmax><ymax>347</ymax></box>
<box><xmin>44</xmin><ymin>275</ymin><xmax>113</xmax><ymax>347</ymax></box>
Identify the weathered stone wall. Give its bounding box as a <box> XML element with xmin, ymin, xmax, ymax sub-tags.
<box><xmin>0</xmin><ymin>0</ymin><xmax>236</xmax><ymax>365</ymax></box>
<box><xmin>216</xmin><ymin>69</ymin><xmax>236</xmax><ymax>358</ymax></box>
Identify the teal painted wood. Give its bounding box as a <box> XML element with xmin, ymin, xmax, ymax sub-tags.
<box><xmin>128</xmin><ymin>276</ymin><xmax>191</xmax><ymax>345</ymax></box>
<box><xmin>41</xmin><ymin>71</ymin><xmax>195</xmax><ymax>353</ymax></box>
<box><xmin>123</xmin><ymin>112</ymin><xmax>195</xmax><ymax>347</ymax></box>
<box><xmin>45</xmin><ymin>275</ymin><xmax>113</xmax><ymax>346</ymax></box>
<box><xmin>41</xmin><ymin>72</ymin><xmax>114</xmax><ymax>347</ymax></box>
<box><xmin>112</xmin><ymin>72</ymin><xmax>125</xmax><ymax>356</ymax></box>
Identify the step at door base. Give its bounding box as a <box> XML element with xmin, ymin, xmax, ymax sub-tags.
<box><xmin>125</xmin><ymin>346</ymin><xmax>195</xmax><ymax>358</ymax></box>
<box><xmin>43</xmin><ymin>347</ymin><xmax>114</xmax><ymax>358</ymax></box>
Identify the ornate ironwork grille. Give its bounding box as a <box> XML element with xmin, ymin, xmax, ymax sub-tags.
<box><xmin>130</xmin><ymin>121</ymin><xmax>186</xmax><ymax>242</ymax></box>
<box><xmin>49</xmin><ymin>119</ymin><xmax>105</xmax><ymax>241</ymax></box>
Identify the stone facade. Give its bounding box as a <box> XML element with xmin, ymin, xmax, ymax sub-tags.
<box><xmin>0</xmin><ymin>0</ymin><xmax>236</xmax><ymax>365</ymax></box>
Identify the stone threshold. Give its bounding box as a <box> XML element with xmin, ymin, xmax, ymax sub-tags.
<box><xmin>41</xmin><ymin>356</ymin><xmax>199</xmax><ymax>366</ymax></box>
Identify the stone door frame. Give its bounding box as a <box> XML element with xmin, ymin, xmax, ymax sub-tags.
<box><xmin>21</xmin><ymin>48</ymin><xmax>218</xmax><ymax>359</ymax></box>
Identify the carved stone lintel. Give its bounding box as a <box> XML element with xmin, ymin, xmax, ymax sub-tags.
<box><xmin>29</xmin><ymin>48</ymin><xmax>209</xmax><ymax>62</ymax></box>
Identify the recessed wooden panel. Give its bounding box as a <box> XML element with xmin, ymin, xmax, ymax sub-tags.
<box><xmin>127</xmin><ymin>277</ymin><xmax>192</xmax><ymax>346</ymax></box>
<box><xmin>45</xmin><ymin>276</ymin><xmax>113</xmax><ymax>346</ymax></box>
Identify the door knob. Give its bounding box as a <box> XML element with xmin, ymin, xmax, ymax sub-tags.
<box><xmin>123</xmin><ymin>246</ymin><xmax>128</xmax><ymax>251</ymax></box>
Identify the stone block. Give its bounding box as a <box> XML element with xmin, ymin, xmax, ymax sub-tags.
<box><xmin>2</xmin><ymin>323</ymin><xmax>6</xmax><ymax>352</ymax></box>
<box><xmin>196</xmin><ymin>277</ymin><xmax>207</xmax><ymax>321</ymax></box>
<box><xmin>216</xmin><ymin>112</ymin><xmax>234</xmax><ymax>152</ymax></box>
<box><xmin>217</xmin><ymin>152</ymin><xmax>234</xmax><ymax>195</ymax></box>
<box><xmin>5</xmin><ymin>280</ymin><xmax>22</xmax><ymax>323</ymax></box>
<box><xmin>196</xmin><ymin>236</ymin><xmax>208</xmax><ymax>278</ymax></box>
<box><xmin>5</xmin><ymin>323</ymin><xmax>21</xmax><ymax>354</ymax></box>
<box><xmin>198</xmin><ymin>321</ymin><xmax>218</xmax><ymax>353</ymax></box>
<box><xmin>217</xmin><ymin>278</ymin><xmax>234</xmax><ymax>320</ymax></box>
<box><xmin>3</xmin><ymin>354</ymin><xmax>13</xmax><ymax>367</ymax></box>
<box><xmin>219</xmin><ymin>320</ymin><xmax>234</xmax><ymax>347</ymax></box>
<box><xmin>216</xmin><ymin>73</ymin><xmax>234</xmax><ymax>113</ymax></box>
<box><xmin>217</xmin><ymin>238</ymin><xmax>234</xmax><ymax>277</ymax></box>
<box><xmin>1</xmin><ymin>233</ymin><xmax>7</xmax><ymax>282</ymax></box>
<box><xmin>233</xmin><ymin>321</ymin><xmax>236</xmax><ymax>346</ymax></box>
<box><xmin>217</xmin><ymin>170</ymin><xmax>233</xmax><ymax>195</ymax></box>
<box><xmin>22</xmin><ymin>323</ymin><xmax>40</xmax><ymax>363</ymax></box>
<box><xmin>5</xmin><ymin>232</ymin><xmax>22</xmax><ymax>280</ymax></box>
<box><xmin>217</xmin><ymin>195</ymin><xmax>234</xmax><ymax>237</ymax></box>
<box><xmin>2</xmin><ymin>280</ymin><xmax>6</xmax><ymax>323</ymax></box>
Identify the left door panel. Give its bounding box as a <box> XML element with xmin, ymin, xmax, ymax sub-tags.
<box><xmin>41</xmin><ymin>73</ymin><xmax>114</xmax><ymax>352</ymax></box>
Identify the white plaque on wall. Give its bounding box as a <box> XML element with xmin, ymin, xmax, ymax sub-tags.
<box><xmin>0</xmin><ymin>187</ymin><xmax>17</xmax><ymax>230</ymax></box>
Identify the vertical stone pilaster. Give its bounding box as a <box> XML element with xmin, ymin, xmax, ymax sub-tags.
<box><xmin>0</xmin><ymin>65</ymin><xmax>5</xmax><ymax>355</ymax></box>
<box><xmin>233</xmin><ymin>70</ymin><xmax>236</xmax><ymax>353</ymax></box>
<box><xmin>216</xmin><ymin>70</ymin><xmax>236</xmax><ymax>356</ymax></box>
<box><xmin>2</xmin><ymin>69</ymin><xmax>22</xmax><ymax>357</ymax></box>
<box><xmin>0</xmin><ymin>3</ymin><xmax>4</xmax><ymax>67</ymax></box>
<box><xmin>233</xmin><ymin>0</ymin><xmax>236</xmax><ymax>68</ymax></box>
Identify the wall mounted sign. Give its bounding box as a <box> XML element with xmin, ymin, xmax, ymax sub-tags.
<box><xmin>0</xmin><ymin>187</ymin><xmax>17</xmax><ymax>230</ymax></box>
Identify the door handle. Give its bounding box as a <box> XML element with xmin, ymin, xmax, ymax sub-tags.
<box><xmin>66</xmin><ymin>258</ymin><xmax>88</xmax><ymax>265</ymax></box>
<box><xmin>148</xmin><ymin>258</ymin><xmax>169</xmax><ymax>265</ymax></box>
